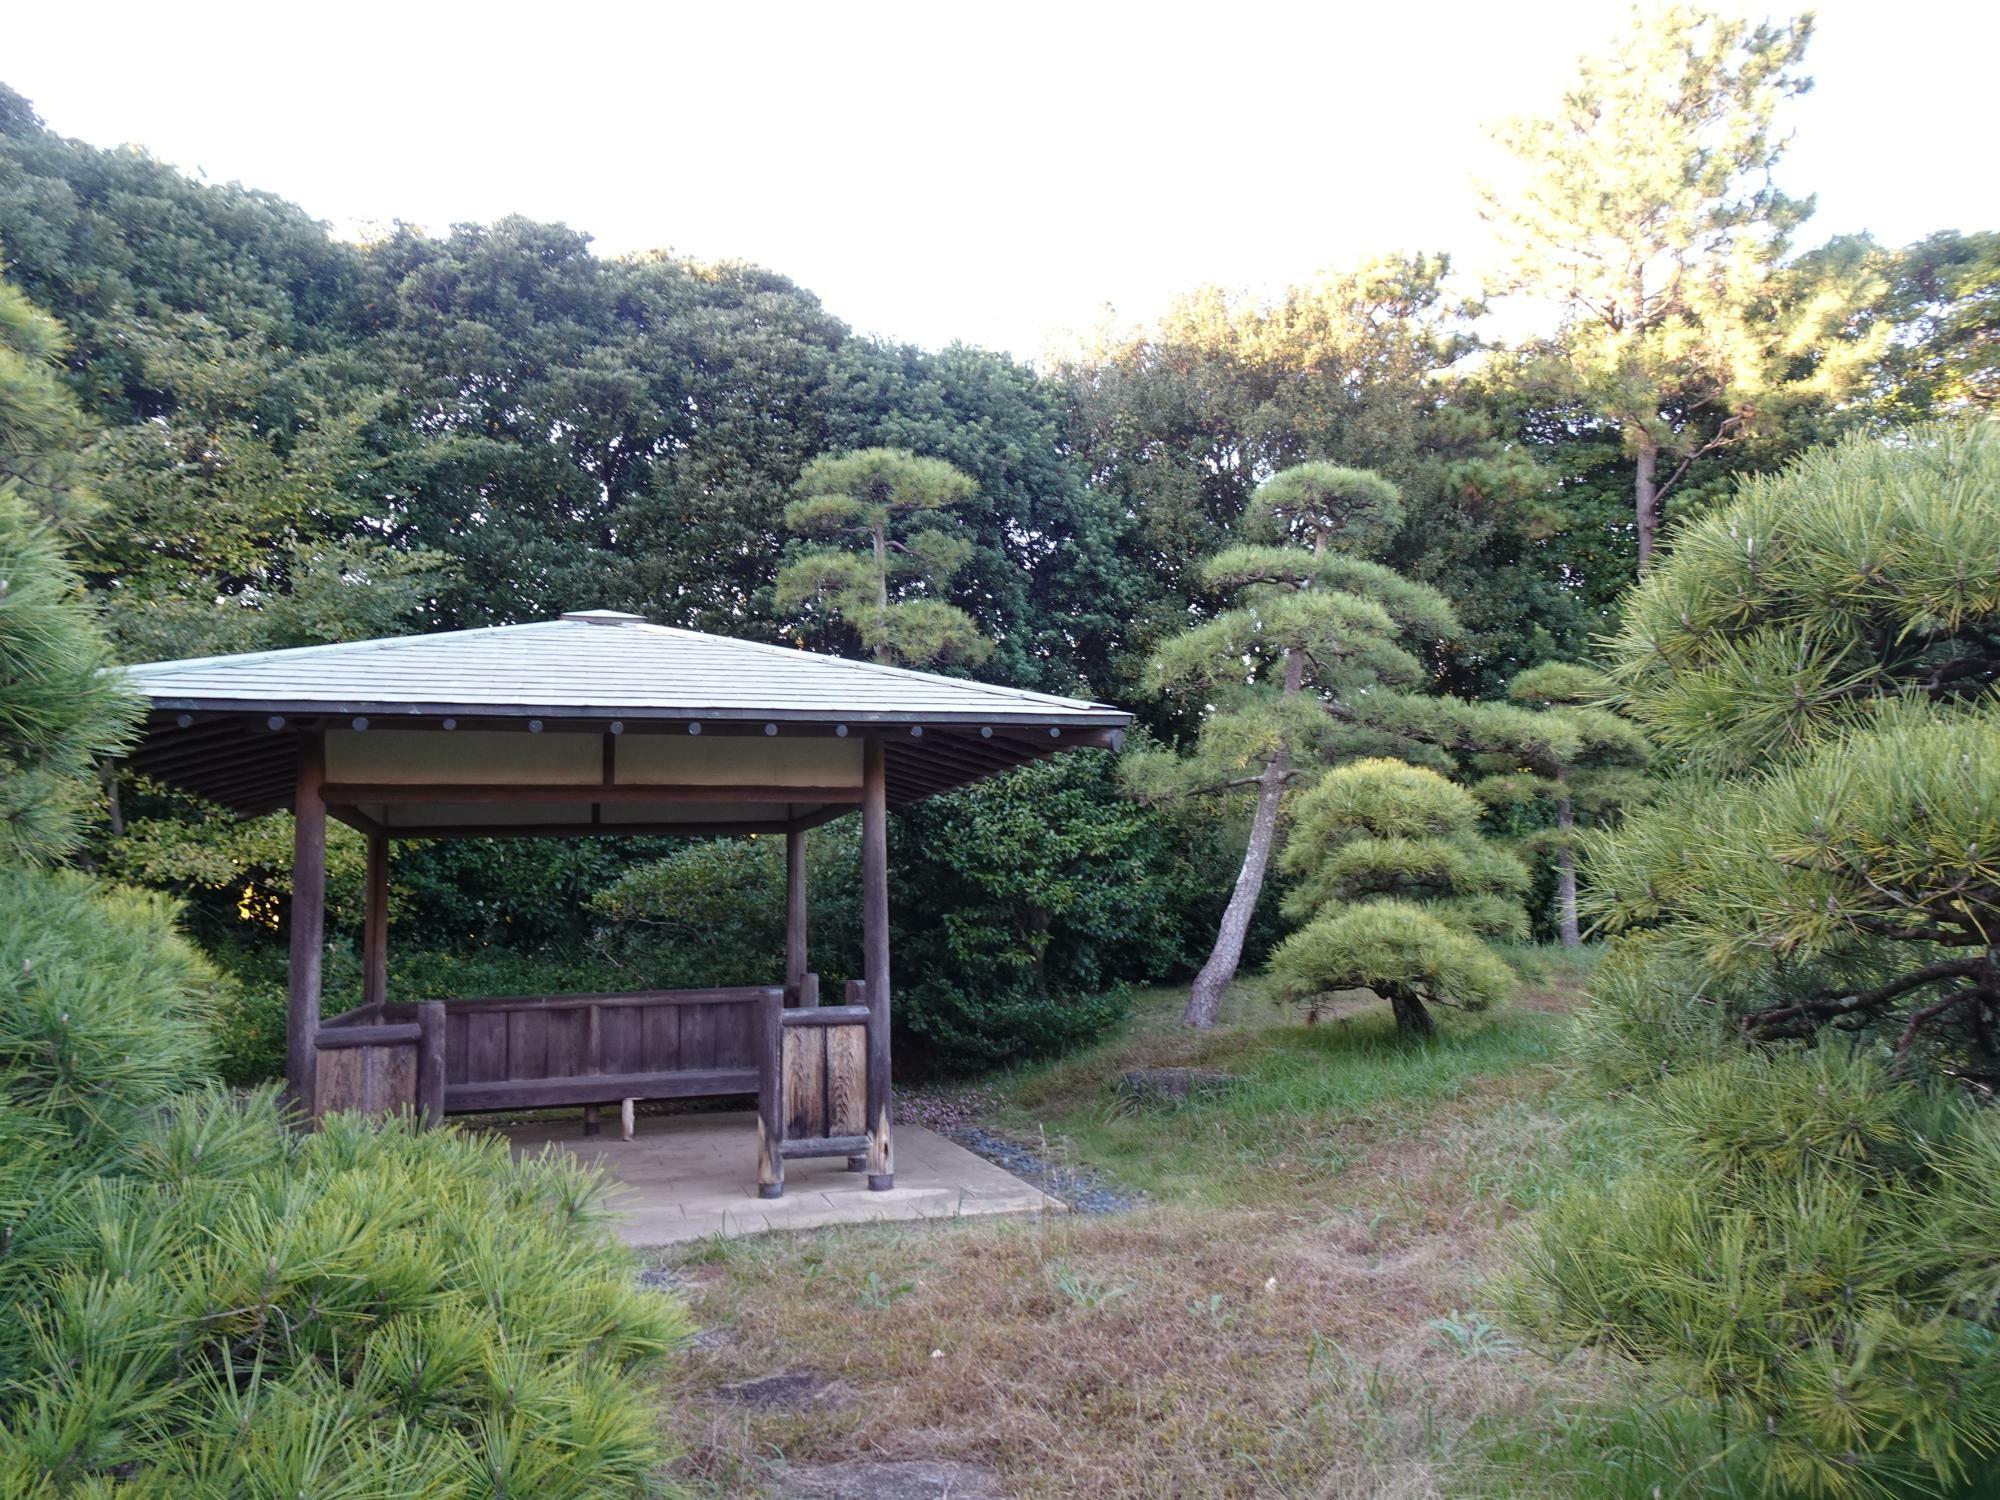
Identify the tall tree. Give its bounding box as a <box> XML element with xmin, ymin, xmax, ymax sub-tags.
<box><xmin>1483</xmin><ymin>5</ymin><xmax>1880</xmax><ymax>572</ymax></box>
<box><xmin>1126</xmin><ymin>463</ymin><xmax>1463</xmax><ymax>1027</ymax></box>
<box><xmin>1862</xmin><ymin>229</ymin><xmax>2000</xmax><ymax>421</ymax></box>
<box><xmin>1057</xmin><ymin>255</ymin><xmax>1585</xmax><ymax>699</ymax></box>
<box><xmin>775</xmin><ymin>446</ymin><xmax>988</xmax><ymax>667</ymax></box>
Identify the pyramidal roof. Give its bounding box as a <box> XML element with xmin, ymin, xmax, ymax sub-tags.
<box><xmin>124</xmin><ymin>610</ymin><xmax>1128</xmax><ymax>727</ymax></box>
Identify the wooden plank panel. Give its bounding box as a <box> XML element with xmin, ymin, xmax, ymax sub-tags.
<box><xmin>445</xmin><ymin>1010</ymin><xmax>469</xmax><ymax>1085</ymax></box>
<box><xmin>681</xmin><ymin>1003</ymin><xmax>717</xmax><ymax>1069</ymax></box>
<box><xmin>377</xmin><ymin>1045</ymin><xmax>418</xmax><ymax>1116</ymax></box>
<box><xmin>782</xmin><ymin>1025</ymin><xmax>827</xmax><ymax>1140</ymax></box>
<box><xmin>315</xmin><ymin>1045</ymin><xmax>363</xmax><ymax>1115</ymax></box>
<box><xmin>507</xmin><ymin>1008</ymin><xmax>549</xmax><ymax>1080</ymax></box>
<box><xmin>826</xmin><ymin>1024</ymin><xmax>867</xmax><ymax>1137</ymax></box>
<box><xmin>444</xmin><ymin>1067</ymin><xmax>757</xmax><ymax>1113</ymax></box>
<box><xmin>600</xmin><ymin>1005</ymin><xmax>644</xmax><ymax>1074</ymax></box>
<box><xmin>641</xmin><ymin>1002</ymin><xmax>680</xmax><ymax>1072</ymax></box>
<box><xmin>546</xmin><ymin>1008</ymin><xmax>586</xmax><ymax>1077</ymax></box>
<box><xmin>715</xmin><ymin>1001</ymin><xmax>757</xmax><ymax>1070</ymax></box>
<box><xmin>466</xmin><ymin>1012</ymin><xmax>508</xmax><ymax>1083</ymax></box>
<box><xmin>439</xmin><ymin>986</ymin><xmax>772</xmax><ymax>1012</ymax></box>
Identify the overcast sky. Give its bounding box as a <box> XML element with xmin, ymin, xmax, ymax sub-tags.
<box><xmin>9</xmin><ymin>0</ymin><xmax>1996</xmax><ymax>360</ymax></box>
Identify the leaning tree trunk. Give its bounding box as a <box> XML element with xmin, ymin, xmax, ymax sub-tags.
<box><xmin>1183</xmin><ymin>746</ymin><xmax>1289</xmax><ymax>1028</ymax></box>
<box><xmin>1183</xmin><ymin>647</ymin><xmax>1306</xmax><ymax>1029</ymax></box>
<box><xmin>1554</xmin><ymin>794</ymin><xmax>1581</xmax><ymax>949</ymax></box>
<box><xmin>1385</xmin><ymin>985</ymin><xmax>1437</xmax><ymax>1037</ymax></box>
<box><xmin>1634</xmin><ymin>441</ymin><xmax>1660</xmax><ymax>575</ymax></box>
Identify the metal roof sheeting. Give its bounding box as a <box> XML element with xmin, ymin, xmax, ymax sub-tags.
<box><xmin>118</xmin><ymin>612</ymin><xmax>1130</xmax><ymax>819</ymax></box>
<box><xmin>123</xmin><ymin>613</ymin><xmax>1128</xmax><ymax>725</ymax></box>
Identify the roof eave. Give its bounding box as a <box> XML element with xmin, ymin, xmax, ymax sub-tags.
<box><xmin>136</xmin><ymin>697</ymin><xmax>1133</xmax><ymax>728</ymax></box>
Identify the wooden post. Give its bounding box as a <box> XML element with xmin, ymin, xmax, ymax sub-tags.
<box><xmin>362</xmin><ymin>830</ymin><xmax>389</xmax><ymax>1009</ymax></box>
<box><xmin>861</xmin><ymin>735</ymin><xmax>893</xmax><ymax>1191</ymax></box>
<box><xmin>757</xmin><ymin>985</ymin><xmax>785</xmax><ymax>1199</ymax></box>
<box><xmin>416</xmin><ymin>1000</ymin><xmax>446</xmax><ymax>1127</ymax></box>
<box><xmin>287</xmin><ymin>733</ymin><xmax>327</xmax><ymax>1117</ymax></box>
<box><xmin>784</xmin><ymin>826</ymin><xmax>808</xmax><ymax>1004</ymax></box>
<box><xmin>844</xmin><ymin>978</ymin><xmax>867</xmax><ymax>1170</ymax></box>
<box><xmin>620</xmin><ymin>1097</ymin><xmax>635</xmax><ymax>1141</ymax></box>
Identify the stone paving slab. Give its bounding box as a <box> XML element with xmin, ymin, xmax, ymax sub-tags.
<box><xmin>500</xmin><ymin>1110</ymin><xmax>1060</xmax><ymax>1245</ymax></box>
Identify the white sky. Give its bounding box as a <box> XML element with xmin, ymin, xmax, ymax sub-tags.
<box><xmin>9</xmin><ymin>0</ymin><xmax>1996</xmax><ymax>361</ymax></box>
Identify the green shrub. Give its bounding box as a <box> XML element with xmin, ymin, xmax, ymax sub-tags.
<box><xmin>1564</xmin><ymin>931</ymin><xmax>1739</xmax><ymax>1094</ymax></box>
<box><xmin>1604</xmin><ymin>420</ymin><xmax>2000</xmax><ymax>774</ymax></box>
<box><xmin>0</xmin><ymin>861</ymin><xmax>683</xmax><ymax>1495</ymax></box>
<box><xmin>1268</xmin><ymin>758</ymin><xmax>1525</xmax><ymax>1034</ymax></box>
<box><xmin>593</xmin><ymin>819</ymin><xmax>862</xmax><ymax>989</ymax></box>
<box><xmin>0</xmin><ymin>864</ymin><xmax>218</xmax><ymax>1153</ymax></box>
<box><xmin>1502</xmin><ymin>1047</ymin><xmax>2000</xmax><ymax>1498</ymax></box>
<box><xmin>1583</xmin><ymin>705</ymin><xmax>2000</xmax><ymax>1085</ymax></box>
<box><xmin>888</xmin><ymin>750</ymin><xmax>1230</xmax><ymax>1069</ymax></box>
<box><xmin>0</xmin><ymin>491</ymin><xmax>136</xmax><ymax>863</ymax></box>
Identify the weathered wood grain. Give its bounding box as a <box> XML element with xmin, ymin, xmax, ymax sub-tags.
<box><xmin>782</xmin><ymin>1025</ymin><xmax>827</xmax><ymax>1139</ymax></box>
<box><xmin>826</xmin><ymin>1023</ymin><xmax>867</xmax><ymax>1137</ymax></box>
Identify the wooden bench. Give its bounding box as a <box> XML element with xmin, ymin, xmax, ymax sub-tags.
<box><xmin>312</xmin><ymin>974</ymin><xmax>893</xmax><ymax>1190</ymax></box>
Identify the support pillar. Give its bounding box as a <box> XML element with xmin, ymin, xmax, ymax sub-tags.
<box><xmin>362</xmin><ymin>830</ymin><xmax>388</xmax><ymax>1009</ymax></box>
<box><xmin>861</xmin><ymin>735</ymin><xmax>893</xmax><ymax>1190</ymax></box>
<box><xmin>286</xmin><ymin>733</ymin><xmax>327</xmax><ymax>1117</ymax></box>
<box><xmin>785</xmin><ymin>826</ymin><xmax>808</xmax><ymax>1004</ymax></box>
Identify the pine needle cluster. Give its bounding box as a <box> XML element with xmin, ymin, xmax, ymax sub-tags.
<box><xmin>1605</xmin><ymin>421</ymin><xmax>2000</xmax><ymax>773</ymax></box>
<box><xmin>0</xmin><ymin>862</ymin><xmax>685</xmax><ymax>1496</ymax></box>
<box><xmin>1503</xmin><ymin>1047</ymin><xmax>2000</xmax><ymax>1498</ymax></box>
<box><xmin>1268</xmin><ymin>759</ymin><xmax>1525</xmax><ymax>1034</ymax></box>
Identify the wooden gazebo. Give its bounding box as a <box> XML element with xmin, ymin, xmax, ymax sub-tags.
<box><xmin>121</xmin><ymin>609</ymin><xmax>1129</xmax><ymax>1197</ymax></box>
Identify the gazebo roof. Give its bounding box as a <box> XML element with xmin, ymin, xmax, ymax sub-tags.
<box><xmin>122</xmin><ymin>610</ymin><xmax>1131</xmax><ymax>823</ymax></box>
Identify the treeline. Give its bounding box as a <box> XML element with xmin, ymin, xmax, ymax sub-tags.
<box><xmin>8</xmin><ymin>77</ymin><xmax>1981</xmax><ymax>715</ymax></box>
<box><xmin>3</xmin><ymin>52</ymin><xmax>1995</xmax><ymax>1068</ymax></box>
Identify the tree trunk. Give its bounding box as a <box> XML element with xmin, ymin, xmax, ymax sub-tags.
<box><xmin>1183</xmin><ymin>647</ymin><xmax>1305</xmax><ymax>1029</ymax></box>
<box><xmin>1554</xmin><ymin>794</ymin><xmax>1582</xmax><ymax>949</ymax></box>
<box><xmin>1386</xmin><ymin>985</ymin><xmax>1437</xmax><ymax>1037</ymax></box>
<box><xmin>1634</xmin><ymin>441</ymin><xmax>1660</xmax><ymax>574</ymax></box>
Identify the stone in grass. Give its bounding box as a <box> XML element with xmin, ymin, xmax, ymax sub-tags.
<box><xmin>1117</xmin><ymin>1067</ymin><xmax>1241</xmax><ymax>1107</ymax></box>
<box><xmin>716</xmin><ymin>1369</ymin><xmax>854</xmax><ymax>1410</ymax></box>
<box><xmin>776</xmin><ymin>1459</ymin><xmax>1007</xmax><ymax>1499</ymax></box>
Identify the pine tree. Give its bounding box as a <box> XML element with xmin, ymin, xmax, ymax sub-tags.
<box><xmin>1268</xmin><ymin>759</ymin><xmax>1526</xmax><ymax>1035</ymax></box>
<box><xmin>0</xmin><ymin>258</ymin><xmax>135</xmax><ymax>863</ymax></box>
<box><xmin>1470</xmin><ymin>662</ymin><xmax>1651</xmax><ymax>947</ymax></box>
<box><xmin>775</xmin><ymin>446</ymin><xmax>989</xmax><ymax>667</ymax></box>
<box><xmin>1124</xmin><ymin>463</ymin><xmax>1463</xmax><ymax>1027</ymax></box>
<box><xmin>1483</xmin><ymin>5</ymin><xmax>1881</xmax><ymax>571</ymax></box>
<box><xmin>1589</xmin><ymin>422</ymin><xmax>2000</xmax><ymax>1083</ymax></box>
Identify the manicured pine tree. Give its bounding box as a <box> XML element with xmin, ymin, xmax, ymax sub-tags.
<box><xmin>1469</xmin><ymin>662</ymin><xmax>1651</xmax><ymax>947</ymax></box>
<box><xmin>1268</xmin><ymin>758</ymin><xmax>1527</xmax><ymax>1035</ymax></box>
<box><xmin>1125</xmin><ymin>463</ymin><xmax>1462</xmax><ymax>1028</ymax></box>
<box><xmin>775</xmin><ymin>446</ymin><xmax>990</xmax><ymax>667</ymax></box>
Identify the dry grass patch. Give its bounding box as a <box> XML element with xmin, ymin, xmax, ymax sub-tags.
<box><xmin>658</xmin><ymin>970</ymin><xmax>1609</xmax><ymax>1497</ymax></box>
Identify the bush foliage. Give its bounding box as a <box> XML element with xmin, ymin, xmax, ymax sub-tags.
<box><xmin>1269</xmin><ymin>758</ymin><xmax>1524</xmax><ymax>1034</ymax></box>
<box><xmin>0</xmin><ymin>861</ymin><xmax>683</xmax><ymax>1496</ymax></box>
<box><xmin>1504</xmin><ymin>1048</ymin><xmax>2000</xmax><ymax>1498</ymax></box>
<box><xmin>1604</xmin><ymin>421</ymin><xmax>2000</xmax><ymax>774</ymax></box>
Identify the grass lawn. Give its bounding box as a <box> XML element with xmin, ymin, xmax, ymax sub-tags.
<box><xmin>653</xmin><ymin>952</ymin><xmax>1627</xmax><ymax>1499</ymax></box>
